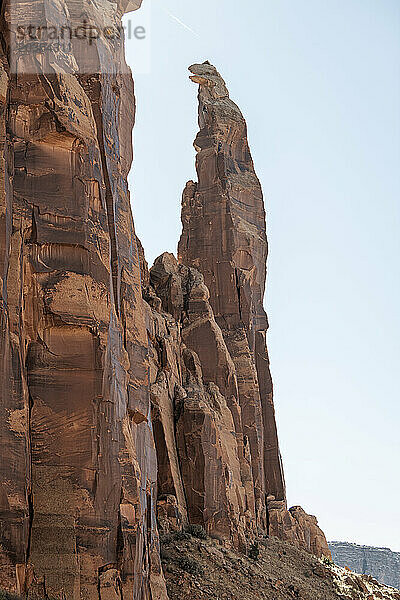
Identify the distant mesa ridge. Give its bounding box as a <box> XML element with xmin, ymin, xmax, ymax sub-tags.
<box><xmin>329</xmin><ymin>541</ymin><xmax>400</xmax><ymax>590</ymax></box>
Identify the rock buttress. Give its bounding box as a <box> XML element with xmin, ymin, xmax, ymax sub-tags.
<box><xmin>143</xmin><ymin>253</ymin><xmax>253</xmax><ymax>548</ymax></box>
<box><xmin>0</xmin><ymin>1</ymin><xmax>167</xmax><ymax>598</ymax></box>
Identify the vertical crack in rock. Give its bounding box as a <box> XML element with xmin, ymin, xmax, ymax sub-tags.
<box><xmin>91</xmin><ymin>95</ymin><xmax>121</xmax><ymax>316</ymax></box>
<box><xmin>26</xmin><ymin>389</ymin><xmax>34</xmax><ymax>572</ymax></box>
<box><xmin>234</xmin><ymin>267</ymin><xmax>243</xmax><ymax>322</ymax></box>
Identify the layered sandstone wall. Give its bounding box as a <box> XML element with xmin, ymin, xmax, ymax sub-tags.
<box><xmin>0</xmin><ymin>0</ymin><xmax>168</xmax><ymax>598</ymax></box>
<box><xmin>178</xmin><ymin>62</ymin><xmax>285</xmax><ymax>528</ymax></box>
<box><xmin>144</xmin><ymin>253</ymin><xmax>254</xmax><ymax>549</ymax></box>
<box><xmin>141</xmin><ymin>246</ymin><xmax>330</xmax><ymax>558</ymax></box>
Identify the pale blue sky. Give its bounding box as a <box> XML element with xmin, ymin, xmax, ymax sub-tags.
<box><xmin>126</xmin><ymin>0</ymin><xmax>400</xmax><ymax>551</ymax></box>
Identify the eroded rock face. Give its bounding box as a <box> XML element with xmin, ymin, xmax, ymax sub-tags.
<box><xmin>268</xmin><ymin>502</ymin><xmax>331</xmax><ymax>559</ymax></box>
<box><xmin>141</xmin><ymin>239</ymin><xmax>329</xmax><ymax>557</ymax></box>
<box><xmin>0</xmin><ymin>0</ymin><xmax>167</xmax><ymax>598</ymax></box>
<box><xmin>144</xmin><ymin>254</ymin><xmax>253</xmax><ymax>548</ymax></box>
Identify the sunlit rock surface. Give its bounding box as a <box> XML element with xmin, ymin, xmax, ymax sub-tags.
<box><xmin>0</xmin><ymin>0</ymin><xmax>167</xmax><ymax>598</ymax></box>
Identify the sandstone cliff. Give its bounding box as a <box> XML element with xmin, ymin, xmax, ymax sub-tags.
<box><xmin>0</xmin><ymin>0</ymin><xmax>168</xmax><ymax>598</ymax></box>
<box><xmin>329</xmin><ymin>541</ymin><xmax>400</xmax><ymax>590</ymax></box>
<box><xmin>0</xmin><ymin>0</ymin><xmax>330</xmax><ymax>593</ymax></box>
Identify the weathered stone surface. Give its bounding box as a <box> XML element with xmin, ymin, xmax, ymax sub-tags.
<box><xmin>143</xmin><ymin>239</ymin><xmax>329</xmax><ymax>557</ymax></box>
<box><xmin>329</xmin><ymin>541</ymin><xmax>400</xmax><ymax>589</ymax></box>
<box><xmin>176</xmin><ymin>352</ymin><xmax>248</xmax><ymax>547</ymax></box>
<box><xmin>0</xmin><ymin>35</ymin><xmax>333</xmax><ymax>600</ymax></box>
<box><xmin>268</xmin><ymin>501</ymin><xmax>331</xmax><ymax>559</ymax></box>
<box><xmin>0</xmin><ymin>1</ymin><xmax>167</xmax><ymax>598</ymax></box>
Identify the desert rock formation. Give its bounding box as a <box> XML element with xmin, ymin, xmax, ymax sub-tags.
<box><xmin>0</xmin><ymin>0</ymin><xmax>330</xmax><ymax>593</ymax></box>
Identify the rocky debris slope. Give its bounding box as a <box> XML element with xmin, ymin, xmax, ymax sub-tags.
<box><xmin>329</xmin><ymin>542</ymin><xmax>400</xmax><ymax>590</ymax></box>
<box><xmin>160</xmin><ymin>531</ymin><xmax>400</xmax><ymax>600</ymax></box>
<box><xmin>0</xmin><ymin>0</ymin><xmax>168</xmax><ymax>599</ymax></box>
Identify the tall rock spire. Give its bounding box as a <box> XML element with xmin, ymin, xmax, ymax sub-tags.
<box><xmin>178</xmin><ymin>62</ymin><xmax>286</xmax><ymax>523</ymax></box>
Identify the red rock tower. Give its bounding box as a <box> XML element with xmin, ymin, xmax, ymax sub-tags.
<box><xmin>178</xmin><ymin>62</ymin><xmax>286</xmax><ymax>525</ymax></box>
